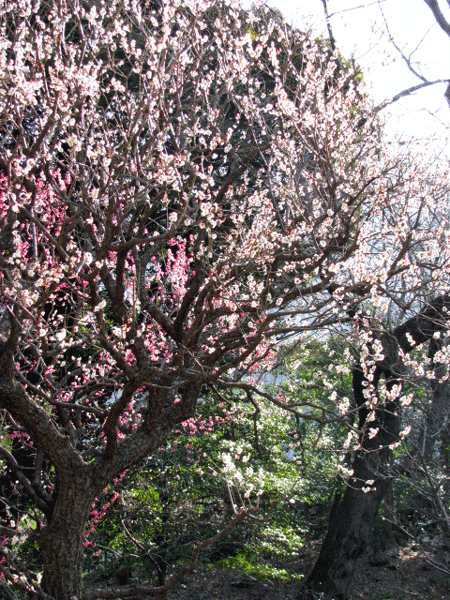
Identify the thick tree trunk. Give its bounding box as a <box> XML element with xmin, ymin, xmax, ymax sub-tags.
<box><xmin>298</xmin><ymin>406</ymin><xmax>400</xmax><ymax>599</ymax></box>
<box><xmin>298</xmin><ymin>455</ymin><xmax>393</xmax><ymax>599</ymax></box>
<box><xmin>420</xmin><ymin>337</ymin><xmax>450</xmax><ymax>460</ymax></box>
<box><xmin>298</xmin><ymin>340</ymin><xmax>402</xmax><ymax>599</ymax></box>
<box><xmin>382</xmin><ymin>480</ymin><xmax>396</xmax><ymax>547</ymax></box>
<box><xmin>39</xmin><ymin>467</ymin><xmax>95</xmax><ymax>600</ymax></box>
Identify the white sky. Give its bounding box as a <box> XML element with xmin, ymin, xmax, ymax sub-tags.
<box><xmin>266</xmin><ymin>0</ymin><xmax>450</xmax><ymax>153</ymax></box>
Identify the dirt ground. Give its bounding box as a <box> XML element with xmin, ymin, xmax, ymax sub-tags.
<box><xmin>168</xmin><ymin>543</ymin><xmax>450</xmax><ymax>600</ymax></box>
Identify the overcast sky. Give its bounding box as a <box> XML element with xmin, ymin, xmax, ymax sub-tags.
<box><xmin>265</xmin><ymin>0</ymin><xmax>450</xmax><ymax>152</ymax></box>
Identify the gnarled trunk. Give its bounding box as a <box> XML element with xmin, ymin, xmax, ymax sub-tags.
<box><xmin>298</xmin><ymin>341</ymin><xmax>402</xmax><ymax>599</ymax></box>
<box><xmin>39</xmin><ymin>467</ymin><xmax>95</xmax><ymax>600</ymax></box>
<box><xmin>298</xmin><ymin>454</ymin><xmax>394</xmax><ymax>599</ymax></box>
<box><xmin>420</xmin><ymin>337</ymin><xmax>450</xmax><ymax>460</ymax></box>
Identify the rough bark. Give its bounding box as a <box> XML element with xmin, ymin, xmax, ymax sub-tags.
<box><xmin>298</xmin><ymin>295</ymin><xmax>450</xmax><ymax>599</ymax></box>
<box><xmin>381</xmin><ymin>480</ymin><xmax>396</xmax><ymax>547</ymax></box>
<box><xmin>298</xmin><ymin>366</ymin><xmax>401</xmax><ymax>600</ymax></box>
<box><xmin>420</xmin><ymin>337</ymin><xmax>450</xmax><ymax>460</ymax></box>
<box><xmin>39</xmin><ymin>469</ymin><xmax>95</xmax><ymax>600</ymax></box>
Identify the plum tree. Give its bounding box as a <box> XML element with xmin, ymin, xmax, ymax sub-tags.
<box><xmin>0</xmin><ymin>1</ymin><xmax>449</xmax><ymax>599</ymax></box>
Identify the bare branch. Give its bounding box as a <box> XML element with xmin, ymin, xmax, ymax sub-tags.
<box><xmin>423</xmin><ymin>0</ymin><xmax>450</xmax><ymax>38</ymax></box>
<box><xmin>375</xmin><ymin>78</ymin><xmax>450</xmax><ymax>111</ymax></box>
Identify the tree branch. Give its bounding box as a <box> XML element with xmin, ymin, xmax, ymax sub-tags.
<box><xmin>423</xmin><ymin>0</ymin><xmax>450</xmax><ymax>38</ymax></box>
<box><xmin>0</xmin><ymin>378</ymin><xmax>85</xmax><ymax>475</ymax></box>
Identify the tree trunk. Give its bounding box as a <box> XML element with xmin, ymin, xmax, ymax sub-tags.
<box><xmin>39</xmin><ymin>467</ymin><xmax>95</xmax><ymax>600</ymax></box>
<box><xmin>381</xmin><ymin>480</ymin><xmax>396</xmax><ymax>548</ymax></box>
<box><xmin>298</xmin><ymin>341</ymin><xmax>402</xmax><ymax>599</ymax></box>
<box><xmin>298</xmin><ymin>455</ymin><xmax>393</xmax><ymax>599</ymax></box>
<box><xmin>420</xmin><ymin>337</ymin><xmax>450</xmax><ymax>461</ymax></box>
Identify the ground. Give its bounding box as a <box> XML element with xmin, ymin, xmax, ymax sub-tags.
<box><xmin>168</xmin><ymin>543</ymin><xmax>450</xmax><ymax>600</ymax></box>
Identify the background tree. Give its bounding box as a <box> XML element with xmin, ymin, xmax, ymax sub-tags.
<box><xmin>300</xmin><ymin>295</ymin><xmax>450</xmax><ymax>599</ymax></box>
<box><xmin>287</xmin><ymin>2</ymin><xmax>450</xmax><ymax>596</ymax></box>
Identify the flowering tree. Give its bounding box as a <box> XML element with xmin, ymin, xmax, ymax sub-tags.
<box><xmin>299</xmin><ymin>293</ymin><xmax>450</xmax><ymax>599</ymax></box>
<box><xmin>0</xmin><ymin>1</ymin><xmax>449</xmax><ymax>599</ymax></box>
